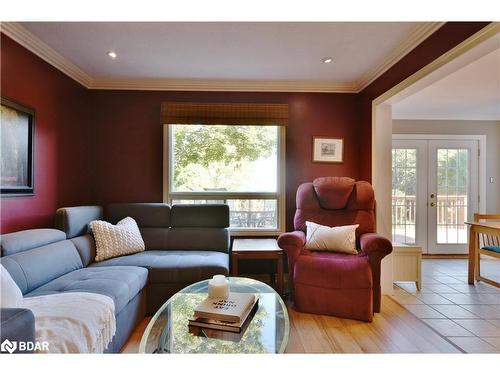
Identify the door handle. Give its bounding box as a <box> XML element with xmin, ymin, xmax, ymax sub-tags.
<box><xmin>430</xmin><ymin>202</ymin><xmax>436</xmax><ymax>207</ymax></box>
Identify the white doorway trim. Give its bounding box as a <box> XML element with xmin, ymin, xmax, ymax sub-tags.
<box><xmin>371</xmin><ymin>23</ymin><xmax>499</xmax><ymax>294</ymax></box>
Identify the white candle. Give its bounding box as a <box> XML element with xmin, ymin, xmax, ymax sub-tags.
<box><xmin>208</xmin><ymin>275</ymin><xmax>229</xmax><ymax>299</ymax></box>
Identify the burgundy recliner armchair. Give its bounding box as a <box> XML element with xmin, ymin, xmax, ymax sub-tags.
<box><xmin>278</xmin><ymin>177</ymin><xmax>392</xmax><ymax>322</ymax></box>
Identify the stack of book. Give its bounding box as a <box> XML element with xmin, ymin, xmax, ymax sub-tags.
<box><xmin>188</xmin><ymin>292</ymin><xmax>259</xmax><ymax>333</ymax></box>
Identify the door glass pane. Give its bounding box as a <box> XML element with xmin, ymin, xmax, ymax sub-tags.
<box><xmin>392</xmin><ymin>148</ymin><xmax>417</xmax><ymax>244</ymax></box>
<box><xmin>436</xmin><ymin>148</ymin><xmax>469</xmax><ymax>244</ymax></box>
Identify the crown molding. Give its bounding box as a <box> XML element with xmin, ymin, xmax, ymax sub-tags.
<box><xmin>2</xmin><ymin>21</ymin><xmax>444</xmax><ymax>93</ymax></box>
<box><xmin>354</xmin><ymin>22</ymin><xmax>445</xmax><ymax>91</ymax></box>
<box><xmin>88</xmin><ymin>78</ymin><xmax>358</xmax><ymax>93</ymax></box>
<box><xmin>0</xmin><ymin>22</ymin><xmax>94</xmax><ymax>87</ymax></box>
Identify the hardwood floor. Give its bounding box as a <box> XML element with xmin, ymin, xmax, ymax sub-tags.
<box><xmin>285</xmin><ymin>296</ymin><xmax>459</xmax><ymax>353</ymax></box>
<box><xmin>121</xmin><ymin>295</ymin><xmax>460</xmax><ymax>353</ymax></box>
<box><xmin>122</xmin><ymin>259</ymin><xmax>499</xmax><ymax>354</ymax></box>
<box><xmin>121</xmin><ymin>317</ymin><xmax>151</xmax><ymax>353</ymax></box>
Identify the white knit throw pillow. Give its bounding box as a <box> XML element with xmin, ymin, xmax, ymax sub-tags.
<box><xmin>304</xmin><ymin>221</ymin><xmax>359</xmax><ymax>254</ymax></box>
<box><xmin>90</xmin><ymin>217</ymin><xmax>145</xmax><ymax>262</ymax></box>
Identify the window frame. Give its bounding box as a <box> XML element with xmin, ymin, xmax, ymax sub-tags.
<box><xmin>163</xmin><ymin>124</ymin><xmax>286</xmax><ymax>236</ymax></box>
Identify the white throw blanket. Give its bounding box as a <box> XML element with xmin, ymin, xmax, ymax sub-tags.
<box><xmin>23</xmin><ymin>292</ymin><xmax>116</xmax><ymax>354</ymax></box>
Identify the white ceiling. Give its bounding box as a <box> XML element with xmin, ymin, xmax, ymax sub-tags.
<box><xmin>8</xmin><ymin>22</ymin><xmax>442</xmax><ymax>91</ymax></box>
<box><xmin>393</xmin><ymin>47</ymin><xmax>500</xmax><ymax>121</ymax></box>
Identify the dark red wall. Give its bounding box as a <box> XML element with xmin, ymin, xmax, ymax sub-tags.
<box><xmin>358</xmin><ymin>22</ymin><xmax>490</xmax><ymax>182</ymax></box>
<box><xmin>0</xmin><ymin>35</ymin><xmax>92</xmax><ymax>233</ymax></box>
<box><xmin>1</xmin><ymin>22</ymin><xmax>491</xmax><ymax>233</ymax></box>
<box><xmin>89</xmin><ymin>91</ymin><xmax>361</xmax><ymax>230</ymax></box>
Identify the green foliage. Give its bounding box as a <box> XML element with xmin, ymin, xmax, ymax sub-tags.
<box><xmin>437</xmin><ymin>149</ymin><xmax>468</xmax><ymax>195</ymax></box>
<box><xmin>392</xmin><ymin>148</ymin><xmax>468</xmax><ymax>197</ymax></box>
<box><xmin>172</xmin><ymin>125</ymin><xmax>277</xmax><ymax>190</ymax></box>
<box><xmin>392</xmin><ymin>149</ymin><xmax>417</xmax><ymax>196</ymax></box>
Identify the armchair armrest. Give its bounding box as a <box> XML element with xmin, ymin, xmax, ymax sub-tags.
<box><xmin>359</xmin><ymin>233</ymin><xmax>392</xmax><ymax>313</ymax></box>
<box><xmin>0</xmin><ymin>308</ymin><xmax>36</xmax><ymax>353</ymax></box>
<box><xmin>278</xmin><ymin>230</ymin><xmax>306</xmax><ymax>259</ymax></box>
<box><xmin>277</xmin><ymin>231</ymin><xmax>306</xmax><ymax>298</ymax></box>
<box><xmin>360</xmin><ymin>233</ymin><xmax>392</xmax><ymax>259</ymax></box>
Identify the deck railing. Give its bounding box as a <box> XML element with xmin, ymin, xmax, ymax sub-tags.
<box><xmin>392</xmin><ymin>195</ymin><xmax>468</xmax><ymax>226</ymax></box>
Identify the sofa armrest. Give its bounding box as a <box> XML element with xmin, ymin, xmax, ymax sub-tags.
<box><xmin>0</xmin><ymin>308</ymin><xmax>36</xmax><ymax>353</ymax></box>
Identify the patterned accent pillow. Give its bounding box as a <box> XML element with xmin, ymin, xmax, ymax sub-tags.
<box><xmin>90</xmin><ymin>217</ymin><xmax>145</xmax><ymax>262</ymax></box>
<box><xmin>304</xmin><ymin>221</ymin><xmax>359</xmax><ymax>254</ymax></box>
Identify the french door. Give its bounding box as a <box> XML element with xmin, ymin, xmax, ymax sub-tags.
<box><xmin>392</xmin><ymin>138</ymin><xmax>479</xmax><ymax>254</ymax></box>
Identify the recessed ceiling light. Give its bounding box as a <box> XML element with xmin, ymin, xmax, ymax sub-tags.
<box><xmin>322</xmin><ymin>57</ymin><xmax>333</xmax><ymax>64</ymax></box>
<box><xmin>107</xmin><ymin>51</ymin><xmax>117</xmax><ymax>59</ymax></box>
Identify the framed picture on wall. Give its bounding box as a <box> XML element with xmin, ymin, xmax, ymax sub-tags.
<box><xmin>312</xmin><ymin>137</ymin><xmax>344</xmax><ymax>163</ymax></box>
<box><xmin>1</xmin><ymin>97</ymin><xmax>35</xmax><ymax>196</ymax></box>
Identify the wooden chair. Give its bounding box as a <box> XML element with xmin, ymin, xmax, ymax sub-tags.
<box><xmin>473</xmin><ymin>213</ymin><xmax>500</xmax><ymax>287</ymax></box>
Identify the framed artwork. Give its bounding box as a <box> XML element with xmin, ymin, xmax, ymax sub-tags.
<box><xmin>312</xmin><ymin>137</ymin><xmax>344</xmax><ymax>163</ymax></box>
<box><xmin>1</xmin><ymin>97</ymin><xmax>35</xmax><ymax>196</ymax></box>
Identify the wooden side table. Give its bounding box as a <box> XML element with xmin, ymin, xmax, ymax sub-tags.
<box><xmin>231</xmin><ymin>238</ymin><xmax>284</xmax><ymax>296</ymax></box>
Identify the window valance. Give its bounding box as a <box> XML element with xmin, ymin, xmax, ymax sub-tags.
<box><xmin>161</xmin><ymin>102</ymin><xmax>289</xmax><ymax>126</ymax></box>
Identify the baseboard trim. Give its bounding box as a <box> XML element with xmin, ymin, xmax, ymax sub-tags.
<box><xmin>422</xmin><ymin>254</ymin><xmax>468</xmax><ymax>259</ymax></box>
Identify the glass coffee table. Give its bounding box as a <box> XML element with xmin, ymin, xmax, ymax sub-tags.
<box><xmin>139</xmin><ymin>277</ymin><xmax>289</xmax><ymax>354</ymax></box>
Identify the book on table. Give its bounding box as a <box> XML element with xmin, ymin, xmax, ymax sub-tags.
<box><xmin>193</xmin><ymin>292</ymin><xmax>256</xmax><ymax>323</ymax></box>
<box><xmin>189</xmin><ymin>293</ymin><xmax>258</xmax><ymax>333</ymax></box>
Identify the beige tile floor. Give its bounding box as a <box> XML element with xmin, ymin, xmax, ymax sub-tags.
<box><xmin>392</xmin><ymin>257</ymin><xmax>500</xmax><ymax>353</ymax></box>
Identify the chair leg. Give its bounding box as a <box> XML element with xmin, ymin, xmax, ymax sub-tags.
<box><xmin>475</xmin><ymin>250</ymin><xmax>481</xmax><ymax>281</ymax></box>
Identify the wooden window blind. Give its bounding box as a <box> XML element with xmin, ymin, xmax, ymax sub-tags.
<box><xmin>161</xmin><ymin>102</ymin><xmax>289</xmax><ymax>126</ymax></box>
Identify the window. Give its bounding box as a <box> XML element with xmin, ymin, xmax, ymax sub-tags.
<box><xmin>392</xmin><ymin>148</ymin><xmax>417</xmax><ymax>244</ymax></box>
<box><xmin>164</xmin><ymin>121</ymin><xmax>286</xmax><ymax>235</ymax></box>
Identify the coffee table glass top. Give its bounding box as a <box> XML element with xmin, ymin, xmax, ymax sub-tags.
<box><xmin>139</xmin><ymin>277</ymin><xmax>289</xmax><ymax>354</ymax></box>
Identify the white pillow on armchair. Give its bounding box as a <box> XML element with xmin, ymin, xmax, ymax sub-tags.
<box><xmin>304</xmin><ymin>221</ymin><xmax>359</xmax><ymax>254</ymax></box>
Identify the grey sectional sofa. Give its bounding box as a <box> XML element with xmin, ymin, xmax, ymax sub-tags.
<box><xmin>0</xmin><ymin>203</ymin><xmax>230</xmax><ymax>353</ymax></box>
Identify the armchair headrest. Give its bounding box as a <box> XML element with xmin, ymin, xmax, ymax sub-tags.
<box><xmin>313</xmin><ymin>177</ymin><xmax>355</xmax><ymax>209</ymax></box>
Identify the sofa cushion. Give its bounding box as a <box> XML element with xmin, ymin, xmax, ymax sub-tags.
<box><xmin>69</xmin><ymin>234</ymin><xmax>96</xmax><ymax>267</ymax></box>
<box><xmin>137</xmin><ymin>227</ymin><xmax>230</xmax><ymax>252</ymax></box>
<box><xmin>170</xmin><ymin>204</ymin><xmax>229</xmax><ymax>228</ymax></box>
<box><xmin>55</xmin><ymin>206</ymin><xmax>103</xmax><ymax>239</ymax></box>
<box><xmin>0</xmin><ymin>240</ymin><xmax>84</xmax><ymax>295</ymax></box>
<box><xmin>138</xmin><ymin>228</ymin><xmax>169</xmax><ymax>250</ymax></box>
<box><xmin>0</xmin><ymin>308</ymin><xmax>36</xmax><ymax>351</ymax></box>
<box><xmin>165</xmin><ymin>228</ymin><xmax>230</xmax><ymax>252</ymax></box>
<box><xmin>294</xmin><ymin>252</ymin><xmax>372</xmax><ymax>290</ymax></box>
<box><xmin>1</xmin><ymin>229</ymin><xmax>66</xmax><ymax>256</ymax></box>
<box><xmin>105</xmin><ymin>203</ymin><xmax>170</xmax><ymax>227</ymax></box>
<box><xmin>90</xmin><ymin>250</ymin><xmax>229</xmax><ymax>284</ymax></box>
<box><xmin>26</xmin><ymin>266</ymin><xmax>148</xmax><ymax>315</ymax></box>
